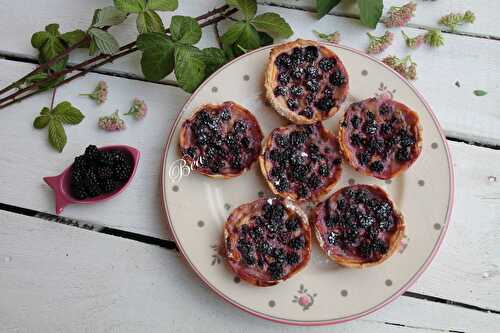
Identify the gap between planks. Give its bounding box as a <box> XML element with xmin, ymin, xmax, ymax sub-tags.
<box><xmin>0</xmin><ymin>201</ymin><xmax>499</xmax><ymax>319</ymax></box>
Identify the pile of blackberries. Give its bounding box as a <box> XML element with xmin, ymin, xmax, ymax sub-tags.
<box><xmin>70</xmin><ymin>145</ymin><xmax>133</xmax><ymax>200</ymax></box>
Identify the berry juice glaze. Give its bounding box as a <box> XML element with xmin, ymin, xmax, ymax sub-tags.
<box><xmin>340</xmin><ymin>96</ymin><xmax>422</xmax><ymax>179</ymax></box>
<box><xmin>272</xmin><ymin>44</ymin><xmax>349</xmax><ymax>120</ymax></box>
<box><xmin>312</xmin><ymin>185</ymin><xmax>404</xmax><ymax>264</ymax></box>
<box><xmin>262</xmin><ymin>123</ymin><xmax>342</xmax><ymax>201</ymax></box>
<box><xmin>180</xmin><ymin>102</ymin><xmax>263</xmax><ymax>176</ymax></box>
<box><xmin>224</xmin><ymin>198</ymin><xmax>311</xmax><ymax>286</ymax></box>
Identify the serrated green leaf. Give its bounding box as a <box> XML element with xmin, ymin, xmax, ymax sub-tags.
<box><xmin>174</xmin><ymin>46</ymin><xmax>206</xmax><ymax>93</ymax></box>
<box><xmin>221</xmin><ymin>21</ymin><xmax>246</xmax><ymax>46</ymax></box>
<box><xmin>251</xmin><ymin>13</ymin><xmax>293</xmax><ymax>38</ymax></box>
<box><xmin>33</xmin><ymin>115</ymin><xmax>51</xmax><ymax>129</ymax></box>
<box><xmin>89</xmin><ymin>39</ymin><xmax>99</xmax><ymax>56</ymax></box>
<box><xmin>237</xmin><ymin>23</ymin><xmax>261</xmax><ymax>51</ymax></box>
<box><xmin>137</xmin><ymin>32</ymin><xmax>175</xmax><ymax>80</ymax></box>
<box><xmin>89</xmin><ymin>28</ymin><xmax>120</xmax><ymax>54</ymax></box>
<box><xmin>473</xmin><ymin>90</ymin><xmax>487</xmax><ymax>96</ymax></box>
<box><xmin>200</xmin><ymin>48</ymin><xmax>227</xmax><ymax>75</ymax></box>
<box><xmin>53</xmin><ymin>104</ymin><xmax>85</xmax><ymax>125</ymax></box>
<box><xmin>113</xmin><ymin>0</ymin><xmax>146</xmax><ymax>13</ymax></box>
<box><xmin>60</xmin><ymin>30</ymin><xmax>88</xmax><ymax>47</ymax></box>
<box><xmin>316</xmin><ymin>0</ymin><xmax>341</xmax><ymax>19</ymax></box>
<box><xmin>170</xmin><ymin>16</ymin><xmax>202</xmax><ymax>45</ymax></box>
<box><xmin>52</xmin><ymin>101</ymin><xmax>71</xmax><ymax>114</ymax></box>
<box><xmin>31</xmin><ymin>31</ymin><xmax>50</xmax><ymax>49</ymax></box>
<box><xmin>45</xmin><ymin>23</ymin><xmax>60</xmax><ymax>35</ymax></box>
<box><xmin>358</xmin><ymin>0</ymin><xmax>383</xmax><ymax>29</ymax></box>
<box><xmin>146</xmin><ymin>0</ymin><xmax>178</xmax><ymax>11</ymax></box>
<box><xmin>137</xmin><ymin>10</ymin><xmax>165</xmax><ymax>33</ymax></box>
<box><xmin>48</xmin><ymin>119</ymin><xmax>67</xmax><ymax>152</ymax></box>
<box><xmin>39</xmin><ymin>34</ymin><xmax>68</xmax><ymax>71</ymax></box>
<box><xmin>226</xmin><ymin>0</ymin><xmax>257</xmax><ymax>20</ymax></box>
<box><xmin>92</xmin><ymin>6</ymin><xmax>128</xmax><ymax>28</ymax></box>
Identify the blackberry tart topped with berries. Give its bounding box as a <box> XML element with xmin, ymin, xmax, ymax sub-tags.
<box><xmin>179</xmin><ymin>101</ymin><xmax>263</xmax><ymax>178</ymax></box>
<box><xmin>259</xmin><ymin>123</ymin><xmax>342</xmax><ymax>203</ymax></box>
<box><xmin>339</xmin><ymin>96</ymin><xmax>423</xmax><ymax>179</ymax></box>
<box><xmin>311</xmin><ymin>185</ymin><xmax>405</xmax><ymax>268</ymax></box>
<box><xmin>224</xmin><ymin>197</ymin><xmax>311</xmax><ymax>286</ymax></box>
<box><xmin>265</xmin><ymin>39</ymin><xmax>349</xmax><ymax>124</ymax></box>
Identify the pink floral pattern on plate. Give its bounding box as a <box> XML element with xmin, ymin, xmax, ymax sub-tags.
<box><xmin>292</xmin><ymin>284</ymin><xmax>317</xmax><ymax>311</ymax></box>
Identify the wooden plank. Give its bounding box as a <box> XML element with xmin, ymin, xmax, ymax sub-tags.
<box><xmin>262</xmin><ymin>0</ymin><xmax>500</xmax><ymax>38</ymax></box>
<box><xmin>1</xmin><ymin>210</ymin><xmax>498</xmax><ymax>332</ymax></box>
<box><xmin>1</xmin><ymin>2</ymin><xmax>499</xmax><ymax>144</ymax></box>
<box><xmin>0</xmin><ymin>58</ymin><xmax>499</xmax><ymax>309</ymax></box>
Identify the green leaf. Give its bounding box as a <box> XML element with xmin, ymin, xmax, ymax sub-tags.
<box><xmin>221</xmin><ymin>21</ymin><xmax>247</xmax><ymax>46</ymax></box>
<box><xmin>89</xmin><ymin>39</ymin><xmax>99</xmax><ymax>56</ymax></box>
<box><xmin>45</xmin><ymin>23</ymin><xmax>60</xmax><ymax>36</ymax></box>
<box><xmin>316</xmin><ymin>0</ymin><xmax>341</xmax><ymax>19</ymax></box>
<box><xmin>146</xmin><ymin>0</ymin><xmax>178</xmax><ymax>11</ymax></box>
<box><xmin>170</xmin><ymin>16</ymin><xmax>202</xmax><ymax>45</ymax></box>
<box><xmin>33</xmin><ymin>115</ymin><xmax>51</xmax><ymax>129</ymax></box>
<box><xmin>92</xmin><ymin>6</ymin><xmax>128</xmax><ymax>28</ymax></box>
<box><xmin>137</xmin><ymin>10</ymin><xmax>165</xmax><ymax>33</ymax></box>
<box><xmin>174</xmin><ymin>45</ymin><xmax>206</xmax><ymax>93</ymax></box>
<box><xmin>226</xmin><ymin>0</ymin><xmax>257</xmax><ymax>20</ymax></box>
<box><xmin>258</xmin><ymin>31</ymin><xmax>273</xmax><ymax>46</ymax></box>
<box><xmin>60</xmin><ymin>30</ymin><xmax>88</xmax><ymax>47</ymax></box>
<box><xmin>88</xmin><ymin>28</ymin><xmax>120</xmax><ymax>54</ymax></box>
<box><xmin>473</xmin><ymin>90</ymin><xmax>487</xmax><ymax>96</ymax></box>
<box><xmin>48</xmin><ymin>119</ymin><xmax>67</xmax><ymax>152</ymax></box>
<box><xmin>113</xmin><ymin>0</ymin><xmax>146</xmax><ymax>13</ymax></box>
<box><xmin>52</xmin><ymin>102</ymin><xmax>85</xmax><ymax>125</ymax></box>
<box><xmin>40</xmin><ymin>107</ymin><xmax>50</xmax><ymax>115</ymax></box>
<box><xmin>251</xmin><ymin>13</ymin><xmax>293</xmax><ymax>38</ymax></box>
<box><xmin>137</xmin><ymin>33</ymin><xmax>175</xmax><ymax>80</ymax></box>
<box><xmin>39</xmin><ymin>34</ymin><xmax>67</xmax><ymax>69</ymax></box>
<box><xmin>358</xmin><ymin>0</ymin><xmax>383</xmax><ymax>29</ymax></box>
<box><xmin>237</xmin><ymin>23</ymin><xmax>261</xmax><ymax>51</ymax></box>
<box><xmin>31</xmin><ymin>31</ymin><xmax>50</xmax><ymax>49</ymax></box>
<box><xmin>200</xmin><ymin>48</ymin><xmax>227</xmax><ymax>75</ymax></box>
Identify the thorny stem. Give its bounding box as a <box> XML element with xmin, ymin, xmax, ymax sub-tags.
<box><xmin>0</xmin><ymin>5</ymin><xmax>236</xmax><ymax>109</ymax></box>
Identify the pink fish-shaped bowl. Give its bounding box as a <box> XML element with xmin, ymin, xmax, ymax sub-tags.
<box><xmin>43</xmin><ymin>145</ymin><xmax>140</xmax><ymax>215</ymax></box>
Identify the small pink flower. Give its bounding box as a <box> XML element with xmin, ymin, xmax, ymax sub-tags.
<box><xmin>384</xmin><ymin>2</ymin><xmax>417</xmax><ymax>28</ymax></box>
<box><xmin>401</xmin><ymin>31</ymin><xmax>425</xmax><ymax>49</ymax></box>
<box><xmin>366</xmin><ymin>31</ymin><xmax>394</xmax><ymax>54</ymax></box>
<box><xmin>298</xmin><ymin>294</ymin><xmax>312</xmax><ymax>306</ymax></box>
<box><xmin>80</xmin><ymin>81</ymin><xmax>108</xmax><ymax>105</ymax></box>
<box><xmin>124</xmin><ymin>98</ymin><xmax>148</xmax><ymax>120</ymax></box>
<box><xmin>98</xmin><ymin>111</ymin><xmax>126</xmax><ymax>132</ymax></box>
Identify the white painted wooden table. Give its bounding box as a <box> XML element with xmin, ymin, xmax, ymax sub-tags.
<box><xmin>0</xmin><ymin>1</ymin><xmax>499</xmax><ymax>332</ymax></box>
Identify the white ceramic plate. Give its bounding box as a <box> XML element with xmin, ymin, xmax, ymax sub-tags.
<box><xmin>161</xmin><ymin>43</ymin><xmax>454</xmax><ymax>326</ymax></box>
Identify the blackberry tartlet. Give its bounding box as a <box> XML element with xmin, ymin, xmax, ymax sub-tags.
<box><xmin>259</xmin><ymin>123</ymin><xmax>342</xmax><ymax>203</ymax></box>
<box><xmin>264</xmin><ymin>39</ymin><xmax>349</xmax><ymax>124</ymax></box>
<box><xmin>224</xmin><ymin>197</ymin><xmax>311</xmax><ymax>286</ymax></box>
<box><xmin>339</xmin><ymin>96</ymin><xmax>422</xmax><ymax>179</ymax></box>
<box><xmin>179</xmin><ymin>101</ymin><xmax>263</xmax><ymax>178</ymax></box>
<box><xmin>311</xmin><ymin>185</ymin><xmax>405</xmax><ymax>268</ymax></box>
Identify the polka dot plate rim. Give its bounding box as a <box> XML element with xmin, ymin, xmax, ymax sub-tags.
<box><xmin>161</xmin><ymin>42</ymin><xmax>454</xmax><ymax>326</ymax></box>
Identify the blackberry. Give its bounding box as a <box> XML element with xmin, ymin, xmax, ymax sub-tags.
<box><xmin>277</xmin><ymin>72</ymin><xmax>290</xmax><ymax>85</ymax></box>
<box><xmin>220</xmin><ymin>108</ymin><xmax>231</xmax><ymax>121</ymax></box>
<box><xmin>297</xmin><ymin>185</ymin><xmax>309</xmax><ymax>198</ymax></box>
<box><xmin>379</xmin><ymin>216</ymin><xmax>395</xmax><ymax>231</ymax></box>
<box><xmin>358</xmin><ymin>242</ymin><xmax>372</xmax><ymax>259</ymax></box>
<box><xmin>275</xmin><ymin>53</ymin><xmax>292</xmax><ymax>69</ymax></box>
<box><xmin>275</xmin><ymin>177</ymin><xmax>289</xmax><ymax>192</ymax></box>
<box><xmin>367</xmin><ymin>111</ymin><xmax>375</xmax><ymax>120</ymax></box>
<box><xmin>315</xmin><ymin>97</ymin><xmax>334</xmax><ymax>111</ymax></box>
<box><xmin>369</xmin><ymin>160</ymin><xmax>384</xmax><ymax>173</ymax></box>
<box><xmin>319</xmin><ymin>58</ymin><xmax>335</xmax><ymax>71</ymax></box>
<box><xmin>233</xmin><ymin>120</ymin><xmax>247</xmax><ymax>133</ymax></box>
<box><xmin>396</xmin><ymin>147</ymin><xmax>411</xmax><ymax>162</ymax></box>
<box><xmin>290</xmin><ymin>67</ymin><xmax>304</xmax><ymax>80</ymax></box>
<box><xmin>359</xmin><ymin>214</ymin><xmax>375</xmax><ymax>228</ymax></box>
<box><xmin>268</xmin><ymin>262</ymin><xmax>284</xmax><ymax>280</ymax></box>
<box><xmin>289</xmin><ymin>131</ymin><xmax>307</xmax><ymax>145</ymax></box>
<box><xmin>305</xmin><ymin>79</ymin><xmax>319</xmax><ymax>92</ymax></box>
<box><xmin>286</xmin><ymin>252</ymin><xmax>300</xmax><ymax>265</ymax></box>
<box><xmin>72</xmin><ymin>186</ymin><xmax>88</xmax><ymax>200</ymax></box>
<box><xmin>290</xmin><ymin>85</ymin><xmax>304</xmax><ymax>97</ymax></box>
<box><xmin>237</xmin><ymin>238</ymin><xmax>251</xmax><ymax>255</ymax></box>
<box><xmin>291</xmin><ymin>164</ymin><xmax>308</xmax><ymax>182</ymax></box>
<box><xmin>372</xmin><ymin>239</ymin><xmax>388</xmax><ymax>255</ymax></box>
<box><xmin>363</xmin><ymin>119</ymin><xmax>378</xmax><ymax>135</ymax></box>
<box><xmin>269</xmin><ymin>149</ymin><xmax>282</xmax><ymax>162</ymax></box>
<box><xmin>195</xmin><ymin>133</ymin><xmax>208</xmax><ymax>145</ymax></box>
<box><xmin>289</xmin><ymin>236</ymin><xmax>305</xmax><ymax>250</ymax></box>
<box><xmin>350</xmin><ymin>133</ymin><xmax>362</xmax><ymax>146</ymax></box>
<box><xmin>379</xmin><ymin>102</ymin><xmax>393</xmax><ymax>115</ymax></box>
<box><xmin>257</xmin><ymin>241</ymin><xmax>272</xmax><ymax>255</ymax></box>
<box><xmin>272</xmin><ymin>248</ymin><xmax>286</xmax><ymax>263</ymax></box>
<box><xmin>113</xmin><ymin>163</ymin><xmax>132</xmax><ymax>181</ymax></box>
<box><xmin>305</xmin><ymin>66</ymin><xmax>320</xmax><ymax>79</ymax></box>
<box><xmin>185</xmin><ymin>147</ymin><xmax>196</xmax><ymax>158</ymax></box>
<box><xmin>305</xmin><ymin>94</ymin><xmax>314</xmax><ymax>105</ymax></box>
<box><xmin>350</xmin><ymin>115</ymin><xmax>361</xmax><ymax>129</ymax></box>
<box><xmin>285</xmin><ymin>217</ymin><xmax>299</xmax><ymax>231</ymax></box>
<box><xmin>251</xmin><ymin>224</ymin><xmax>265</xmax><ymax>240</ymax></box>
<box><xmin>101</xmin><ymin>178</ymin><xmax>120</xmax><ymax>193</ymax></box>
<box><xmin>84</xmin><ymin>145</ymin><xmax>100</xmax><ymax>161</ymax></box>
<box><xmin>357</xmin><ymin>151</ymin><xmax>371</xmax><ymax>166</ymax></box>
<box><xmin>71</xmin><ymin>167</ymin><xmax>84</xmax><ymax>185</ymax></box>
<box><xmin>343</xmin><ymin>228</ymin><xmax>358</xmax><ymax>244</ymax></box>
<box><xmin>241</xmin><ymin>137</ymin><xmax>251</xmax><ymax>149</ymax></box>
<box><xmin>329</xmin><ymin>69</ymin><xmax>345</xmax><ymax>86</ymax></box>
<box><xmin>376</xmin><ymin>202</ymin><xmax>392</xmax><ymax>220</ymax></box>
<box><xmin>290</xmin><ymin>47</ymin><xmax>305</xmax><ymax>65</ymax></box>
<box><xmin>325</xmin><ymin>214</ymin><xmax>338</xmax><ymax>228</ymax></box>
<box><xmin>287</xmin><ymin>98</ymin><xmax>299</xmax><ymax>110</ymax></box>
<box><xmin>304</xmin><ymin>45</ymin><xmax>319</xmax><ymax>62</ymax></box>
<box><xmin>307</xmin><ymin>174</ymin><xmax>321</xmax><ymax>189</ymax></box>
<box><xmin>327</xmin><ymin>231</ymin><xmax>338</xmax><ymax>245</ymax></box>
<box><xmin>97</xmin><ymin>151</ymin><xmax>114</xmax><ymax>166</ymax></box>
<box><xmin>96</xmin><ymin>166</ymin><xmax>113</xmax><ymax>180</ymax></box>
<box><xmin>230</xmin><ymin>157</ymin><xmax>241</xmax><ymax>170</ymax></box>
<box><xmin>270</xmin><ymin>166</ymin><xmax>284</xmax><ymax>178</ymax></box>
<box><xmin>336</xmin><ymin>198</ymin><xmax>346</xmax><ymax>210</ymax></box>
<box><xmin>275</xmin><ymin>134</ymin><xmax>289</xmax><ymax>147</ymax></box>
<box><xmin>73</xmin><ymin>155</ymin><xmax>88</xmax><ymax>169</ymax></box>
<box><xmin>398</xmin><ymin>130</ymin><xmax>416</xmax><ymax>148</ymax></box>
<box><xmin>380</xmin><ymin>122</ymin><xmax>392</xmax><ymax>135</ymax></box>
<box><xmin>245</xmin><ymin>255</ymin><xmax>256</xmax><ymax>266</ymax></box>
<box><xmin>274</xmin><ymin>86</ymin><xmax>288</xmax><ymax>97</ymax></box>
<box><xmin>319</xmin><ymin>164</ymin><xmax>330</xmax><ymax>177</ymax></box>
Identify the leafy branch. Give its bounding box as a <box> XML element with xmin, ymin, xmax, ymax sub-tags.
<box><xmin>316</xmin><ymin>0</ymin><xmax>383</xmax><ymax>29</ymax></box>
